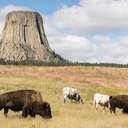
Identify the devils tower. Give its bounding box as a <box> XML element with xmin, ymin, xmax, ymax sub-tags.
<box><xmin>0</xmin><ymin>11</ymin><xmax>64</xmax><ymax>63</ymax></box>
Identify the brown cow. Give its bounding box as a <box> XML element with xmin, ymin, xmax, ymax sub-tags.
<box><xmin>0</xmin><ymin>89</ymin><xmax>52</xmax><ymax>118</ymax></box>
<box><xmin>109</xmin><ymin>95</ymin><xmax>128</xmax><ymax>114</ymax></box>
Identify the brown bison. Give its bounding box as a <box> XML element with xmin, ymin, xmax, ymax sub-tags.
<box><xmin>30</xmin><ymin>101</ymin><xmax>52</xmax><ymax>118</ymax></box>
<box><xmin>109</xmin><ymin>95</ymin><xmax>128</xmax><ymax>114</ymax></box>
<box><xmin>0</xmin><ymin>89</ymin><xmax>52</xmax><ymax>118</ymax></box>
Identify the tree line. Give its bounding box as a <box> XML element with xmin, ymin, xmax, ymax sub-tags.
<box><xmin>0</xmin><ymin>59</ymin><xmax>127</xmax><ymax>68</ymax></box>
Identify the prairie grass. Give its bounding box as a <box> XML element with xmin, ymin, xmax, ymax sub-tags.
<box><xmin>0</xmin><ymin>65</ymin><xmax>128</xmax><ymax>128</ymax></box>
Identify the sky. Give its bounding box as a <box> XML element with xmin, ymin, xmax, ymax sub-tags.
<box><xmin>0</xmin><ymin>0</ymin><xmax>128</xmax><ymax>64</ymax></box>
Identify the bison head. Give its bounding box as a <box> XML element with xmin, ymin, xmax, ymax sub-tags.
<box><xmin>41</xmin><ymin>102</ymin><xmax>52</xmax><ymax>119</ymax></box>
<box><xmin>32</xmin><ymin>101</ymin><xmax>52</xmax><ymax>119</ymax></box>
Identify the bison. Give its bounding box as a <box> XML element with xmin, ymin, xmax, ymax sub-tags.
<box><xmin>109</xmin><ymin>95</ymin><xmax>128</xmax><ymax>114</ymax></box>
<box><xmin>63</xmin><ymin>87</ymin><xmax>84</xmax><ymax>104</ymax></box>
<box><xmin>0</xmin><ymin>89</ymin><xmax>52</xmax><ymax>118</ymax></box>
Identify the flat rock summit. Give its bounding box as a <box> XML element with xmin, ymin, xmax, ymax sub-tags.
<box><xmin>0</xmin><ymin>11</ymin><xmax>64</xmax><ymax>62</ymax></box>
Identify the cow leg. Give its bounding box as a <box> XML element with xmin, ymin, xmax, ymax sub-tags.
<box><xmin>110</xmin><ymin>107</ymin><xmax>116</xmax><ymax>114</ymax></box>
<box><xmin>94</xmin><ymin>100</ymin><xmax>98</xmax><ymax>110</ymax></box>
<box><xmin>103</xmin><ymin>106</ymin><xmax>106</xmax><ymax>111</ymax></box>
<box><xmin>64</xmin><ymin>95</ymin><xmax>67</xmax><ymax>103</ymax></box>
<box><xmin>4</xmin><ymin>108</ymin><xmax>8</xmax><ymax>117</ymax></box>
<box><xmin>81</xmin><ymin>99</ymin><xmax>84</xmax><ymax>104</ymax></box>
<box><xmin>70</xmin><ymin>99</ymin><xmax>73</xmax><ymax>103</ymax></box>
<box><xmin>103</xmin><ymin>106</ymin><xmax>108</xmax><ymax>113</ymax></box>
<box><xmin>76</xmin><ymin>100</ymin><xmax>79</xmax><ymax>104</ymax></box>
<box><xmin>109</xmin><ymin>106</ymin><xmax>113</xmax><ymax>113</ymax></box>
<box><xmin>75</xmin><ymin>97</ymin><xmax>79</xmax><ymax>104</ymax></box>
<box><xmin>113</xmin><ymin>108</ymin><xmax>116</xmax><ymax>114</ymax></box>
<box><xmin>95</xmin><ymin>103</ymin><xmax>99</xmax><ymax>111</ymax></box>
<box><xmin>64</xmin><ymin>99</ymin><xmax>66</xmax><ymax>103</ymax></box>
<box><xmin>110</xmin><ymin>107</ymin><xmax>112</xmax><ymax>113</ymax></box>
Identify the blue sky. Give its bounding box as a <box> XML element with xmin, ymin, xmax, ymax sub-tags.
<box><xmin>0</xmin><ymin>0</ymin><xmax>79</xmax><ymax>15</ymax></box>
<box><xmin>0</xmin><ymin>0</ymin><xmax>128</xmax><ymax>64</ymax></box>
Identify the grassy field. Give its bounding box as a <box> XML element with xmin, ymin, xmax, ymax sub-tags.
<box><xmin>0</xmin><ymin>65</ymin><xmax>128</xmax><ymax>128</ymax></box>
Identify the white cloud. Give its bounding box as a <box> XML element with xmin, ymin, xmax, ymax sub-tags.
<box><xmin>47</xmin><ymin>34</ymin><xmax>128</xmax><ymax>64</ymax></box>
<box><xmin>44</xmin><ymin>0</ymin><xmax>128</xmax><ymax>64</ymax></box>
<box><xmin>91</xmin><ymin>35</ymin><xmax>128</xmax><ymax>64</ymax></box>
<box><xmin>48</xmin><ymin>35</ymin><xmax>97</xmax><ymax>62</ymax></box>
<box><xmin>93</xmin><ymin>35</ymin><xmax>112</xmax><ymax>44</ymax></box>
<box><xmin>0</xmin><ymin>5</ymin><xmax>30</xmax><ymax>17</ymax></box>
<box><xmin>44</xmin><ymin>16</ymin><xmax>65</xmax><ymax>37</ymax></box>
<box><xmin>48</xmin><ymin>0</ymin><xmax>128</xmax><ymax>33</ymax></box>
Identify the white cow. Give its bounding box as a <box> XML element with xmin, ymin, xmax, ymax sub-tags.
<box><xmin>63</xmin><ymin>87</ymin><xmax>84</xmax><ymax>104</ymax></box>
<box><xmin>93</xmin><ymin>93</ymin><xmax>110</xmax><ymax>110</ymax></box>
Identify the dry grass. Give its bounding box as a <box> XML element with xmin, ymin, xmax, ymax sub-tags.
<box><xmin>0</xmin><ymin>65</ymin><xmax>128</xmax><ymax>128</ymax></box>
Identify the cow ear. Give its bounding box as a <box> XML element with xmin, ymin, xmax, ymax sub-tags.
<box><xmin>109</xmin><ymin>96</ymin><xmax>112</xmax><ymax>99</ymax></box>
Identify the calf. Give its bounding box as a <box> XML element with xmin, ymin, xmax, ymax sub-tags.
<box><xmin>0</xmin><ymin>89</ymin><xmax>52</xmax><ymax>118</ymax></box>
<box><xmin>109</xmin><ymin>95</ymin><xmax>128</xmax><ymax>114</ymax></box>
<box><xmin>93</xmin><ymin>93</ymin><xmax>110</xmax><ymax>110</ymax></box>
<box><xmin>63</xmin><ymin>87</ymin><xmax>84</xmax><ymax>104</ymax></box>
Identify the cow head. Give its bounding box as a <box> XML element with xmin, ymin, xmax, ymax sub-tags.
<box><xmin>76</xmin><ymin>94</ymin><xmax>84</xmax><ymax>104</ymax></box>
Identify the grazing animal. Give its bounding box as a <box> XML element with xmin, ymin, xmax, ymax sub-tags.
<box><xmin>0</xmin><ymin>89</ymin><xmax>52</xmax><ymax>118</ymax></box>
<box><xmin>93</xmin><ymin>93</ymin><xmax>110</xmax><ymax>110</ymax></box>
<box><xmin>109</xmin><ymin>95</ymin><xmax>128</xmax><ymax>114</ymax></box>
<box><xmin>63</xmin><ymin>87</ymin><xmax>84</xmax><ymax>104</ymax></box>
<box><xmin>30</xmin><ymin>101</ymin><xmax>52</xmax><ymax>118</ymax></box>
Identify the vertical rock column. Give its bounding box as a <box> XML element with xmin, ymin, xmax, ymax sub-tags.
<box><xmin>0</xmin><ymin>11</ymin><xmax>63</xmax><ymax>62</ymax></box>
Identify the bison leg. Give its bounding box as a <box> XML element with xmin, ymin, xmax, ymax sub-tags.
<box><xmin>29</xmin><ymin>110</ymin><xmax>35</xmax><ymax>117</ymax></box>
<box><xmin>122</xmin><ymin>106</ymin><xmax>128</xmax><ymax>114</ymax></box>
<box><xmin>22</xmin><ymin>107</ymin><xmax>29</xmax><ymax>117</ymax></box>
<box><xmin>4</xmin><ymin>102</ymin><xmax>13</xmax><ymax>117</ymax></box>
<box><xmin>22</xmin><ymin>106</ymin><xmax>36</xmax><ymax>118</ymax></box>
<box><xmin>29</xmin><ymin>113</ymin><xmax>35</xmax><ymax>117</ymax></box>
<box><xmin>4</xmin><ymin>108</ymin><xmax>8</xmax><ymax>117</ymax></box>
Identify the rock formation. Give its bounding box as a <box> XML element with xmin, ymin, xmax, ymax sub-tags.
<box><xmin>0</xmin><ymin>11</ymin><xmax>64</xmax><ymax>62</ymax></box>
